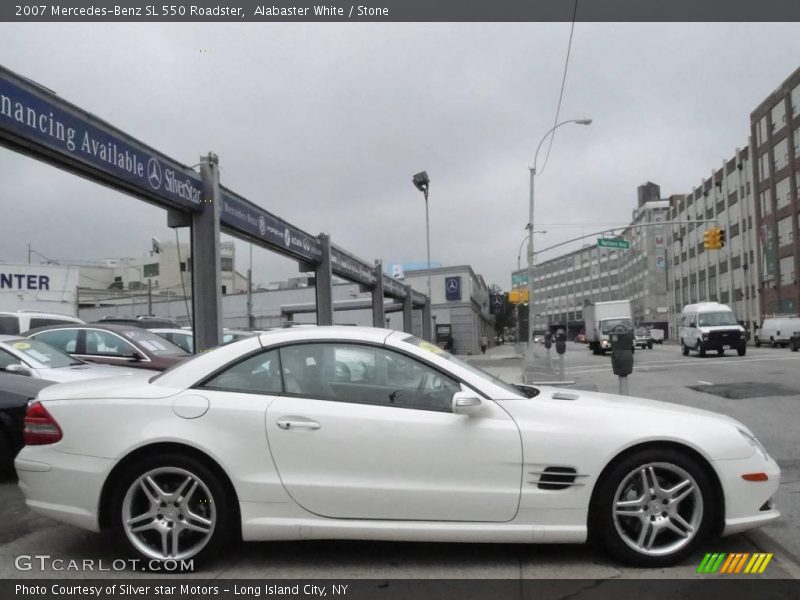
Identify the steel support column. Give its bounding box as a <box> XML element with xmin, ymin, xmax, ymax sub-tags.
<box><xmin>315</xmin><ymin>234</ymin><xmax>334</xmax><ymax>325</ymax></box>
<box><xmin>402</xmin><ymin>285</ymin><xmax>414</xmax><ymax>333</ymax></box>
<box><xmin>193</xmin><ymin>153</ymin><xmax>223</xmax><ymax>352</ymax></box>
<box><xmin>372</xmin><ymin>261</ymin><xmax>385</xmax><ymax>328</ymax></box>
<box><xmin>422</xmin><ymin>297</ymin><xmax>432</xmax><ymax>341</ymax></box>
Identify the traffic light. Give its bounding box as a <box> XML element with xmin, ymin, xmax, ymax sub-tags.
<box><xmin>718</xmin><ymin>228</ymin><xmax>726</xmax><ymax>248</ymax></box>
<box><xmin>509</xmin><ymin>289</ymin><xmax>529</xmax><ymax>304</ymax></box>
<box><xmin>703</xmin><ymin>229</ymin><xmax>713</xmax><ymax>250</ymax></box>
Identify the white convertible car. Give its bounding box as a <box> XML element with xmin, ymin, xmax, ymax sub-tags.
<box><xmin>16</xmin><ymin>327</ymin><xmax>779</xmax><ymax>567</ymax></box>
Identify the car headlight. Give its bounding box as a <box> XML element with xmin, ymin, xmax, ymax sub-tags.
<box><xmin>738</xmin><ymin>428</ymin><xmax>768</xmax><ymax>460</ymax></box>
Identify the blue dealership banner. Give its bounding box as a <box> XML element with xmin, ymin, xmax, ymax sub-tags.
<box><xmin>445</xmin><ymin>276</ymin><xmax>462</xmax><ymax>301</ymax></box>
<box><xmin>0</xmin><ymin>64</ymin><xmax>203</xmax><ymax>211</ymax></box>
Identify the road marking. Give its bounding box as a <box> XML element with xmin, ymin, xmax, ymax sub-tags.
<box><xmin>697</xmin><ymin>380</ymin><xmax>713</xmax><ymax>386</ymax></box>
<box><xmin>565</xmin><ymin>354</ymin><xmax>800</xmax><ymax>375</ymax></box>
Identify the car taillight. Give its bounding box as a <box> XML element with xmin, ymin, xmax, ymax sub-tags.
<box><xmin>24</xmin><ymin>401</ymin><xmax>63</xmax><ymax>445</ymax></box>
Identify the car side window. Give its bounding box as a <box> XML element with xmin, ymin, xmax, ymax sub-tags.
<box><xmin>31</xmin><ymin>329</ymin><xmax>78</xmax><ymax>353</ymax></box>
<box><xmin>279</xmin><ymin>342</ymin><xmax>460</xmax><ymax>412</ymax></box>
<box><xmin>0</xmin><ymin>348</ymin><xmax>23</xmax><ymax>370</ymax></box>
<box><xmin>0</xmin><ymin>316</ymin><xmax>20</xmax><ymax>335</ymax></box>
<box><xmin>84</xmin><ymin>330</ymin><xmax>136</xmax><ymax>357</ymax></box>
<box><xmin>202</xmin><ymin>349</ymin><xmax>282</xmax><ymax>395</ymax></box>
<box><xmin>29</xmin><ymin>317</ymin><xmax>76</xmax><ymax>329</ymax></box>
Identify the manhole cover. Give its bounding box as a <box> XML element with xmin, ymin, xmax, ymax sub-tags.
<box><xmin>688</xmin><ymin>382</ymin><xmax>798</xmax><ymax>399</ymax></box>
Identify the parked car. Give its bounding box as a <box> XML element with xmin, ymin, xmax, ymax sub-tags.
<box><xmin>149</xmin><ymin>328</ymin><xmax>257</xmax><ymax>354</ymax></box>
<box><xmin>575</xmin><ymin>333</ymin><xmax>587</xmax><ymax>344</ymax></box>
<box><xmin>0</xmin><ymin>336</ymin><xmax>142</xmax><ymax>382</ymax></box>
<box><xmin>634</xmin><ymin>328</ymin><xmax>653</xmax><ymax>349</ymax></box>
<box><xmin>649</xmin><ymin>329</ymin><xmax>665</xmax><ymax>344</ymax></box>
<box><xmin>22</xmin><ymin>324</ymin><xmax>189</xmax><ymax>371</ymax></box>
<box><xmin>755</xmin><ymin>317</ymin><xmax>800</xmax><ymax>348</ymax></box>
<box><xmin>679</xmin><ymin>302</ymin><xmax>746</xmax><ymax>357</ymax></box>
<box><xmin>16</xmin><ymin>326</ymin><xmax>779</xmax><ymax>568</ymax></box>
<box><xmin>0</xmin><ymin>310</ymin><xmax>83</xmax><ymax>335</ymax></box>
<box><xmin>0</xmin><ymin>372</ymin><xmax>55</xmax><ymax>475</ymax></box>
<box><xmin>94</xmin><ymin>316</ymin><xmax>180</xmax><ymax>329</ymax></box>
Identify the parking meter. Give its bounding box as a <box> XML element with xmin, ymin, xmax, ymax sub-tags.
<box><xmin>555</xmin><ymin>329</ymin><xmax>567</xmax><ymax>355</ymax></box>
<box><xmin>610</xmin><ymin>324</ymin><xmax>634</xmax><ymax>386</ymax></box>
<box><xmin>544</xmin><ymin>333</ymin><xmax>552</xmax><ymax>350</ymax></box>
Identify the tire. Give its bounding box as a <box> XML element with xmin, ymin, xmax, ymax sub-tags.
<box><xmin>697</xmin><ymin>341</ymin><xmax>706</xmax><ymax>357</ymax></box>
<box><xmin>648</xmin><ymin>342</ymin><xmax>653</xmax><ymax>350</ymax></box>
<box><xmin>755</xmin><ymin>337</ymin><xmax>761</xmax><ymax>348</ymax></box>
<box><xmin>681</xmin><ymin>341</ymin><xmax>689</xmax><ymax>356</ymax></box>
<box><xmin>770</xmin><ymin>338</ymin><xmax>777</xmax><ymax>348</ymax></box>
<box><xmin>110</xmin><ymin>453</ymin><xmax>236</xmax><ymax>566</ymax></box>
<box><xmin>590</xmin><ymin>447</ymin><xmax>718</xmax><ymax>567</ymax></box>
<box><xmin>717</xmin><ymin>348</ymin><xmax>724</xmax><ymax>356</ymax></box>
<box><xmin>737</xmin><ymin>344</ymin><xmax>746</xmax><ymax>356</ymax></box>
<box><xmin>0</xmin><ymin>427</ymin><xmax>15</xmax><ymax>479</ymax></box>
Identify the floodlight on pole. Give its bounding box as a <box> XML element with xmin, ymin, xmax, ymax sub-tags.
<box><xmin>412</xmin><ymin>170</ymin><xmax>433</xmax><ymax>340</ymax></box>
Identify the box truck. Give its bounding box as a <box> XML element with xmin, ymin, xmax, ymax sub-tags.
<box><xmin>584</xmin><ymin>300</ymin><xmax>634</xmax><ymax>355</ymax></box>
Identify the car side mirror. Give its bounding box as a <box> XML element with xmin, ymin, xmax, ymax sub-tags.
<box><xmin>5</xmin><ymin>364</ymin><xmax>33</xmax><ymax>377</ymax></box>
<box><xmin>452</xmin><ymin>391</ymin><xmax>482</xmax><ymax>416</ymax></box>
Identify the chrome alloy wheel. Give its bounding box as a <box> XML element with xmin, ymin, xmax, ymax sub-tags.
<box><xmin>121</xmin><ymin>466</ymin><xmax>216</xmax><ymax>561</ymax></box>
<box><xmin>612</xmin><ymin>462</ymin><xmax>703</xmax><ymax>557</ymax></box>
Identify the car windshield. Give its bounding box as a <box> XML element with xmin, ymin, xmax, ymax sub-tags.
<box><xmin>5</xmin><ymin>338</ymin><xmax>82</xmax><ymax>368</ymax></box>
<box><xmin>601</xmin><ymin>318</ymin><xmax>633</xmax><ymax>334</ymax></box>
<box><xmin>120</xmin><ymin>329</ymin><xmax>189</xmax><ymax>356</ymax></box>
<box><xmin>698</xmin><ymin>312</ymin><xmax>739</xmax><ymax>327</ymax></box>
<box><xmin>401</xmin><ymin>335</ymin><xmax>524</xmax><ymax>398</ymax></box>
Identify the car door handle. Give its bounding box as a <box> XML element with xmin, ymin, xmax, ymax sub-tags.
<box><xmin>276</xmin><ymin>418</ymin><xmax>321</xmax><ymax>430</ymax></box>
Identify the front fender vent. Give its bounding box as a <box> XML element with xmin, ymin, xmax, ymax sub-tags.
<box><xmin>531</xmin><ymin>466</ymin><xmax>585</xmax><ymax>490</ymax></box>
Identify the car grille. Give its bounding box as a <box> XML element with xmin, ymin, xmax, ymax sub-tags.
<box><xmin>707</xmin><ymin>329</ymin><xmax>741</xmax><ymax>344</ymax></box>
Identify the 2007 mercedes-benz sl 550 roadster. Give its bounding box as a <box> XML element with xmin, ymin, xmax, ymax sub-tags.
<box><xmin>15</xmin><ymin>326</ymin><xmax>780</xmax><ymax>567</ymax></box>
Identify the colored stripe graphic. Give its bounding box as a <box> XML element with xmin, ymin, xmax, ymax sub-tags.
<box><xmin>700</xmin><ymin>552</ymin><xmax>773</xmax><ymax>574</ymax></box>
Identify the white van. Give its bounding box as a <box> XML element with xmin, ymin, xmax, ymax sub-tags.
<box><xmin>679</xmin><ymin>302</ymin><xmax>746</xmax><ymax>357</ymax></box>
<box><xmin>756</xmin><ymin>317</ymin><xmax>800</xmax><ymax>348</ymax></box>
<box><xmin>0</xmin><ymin>310</ymin><xmax>84</xmax><ymax>335</ymax></box>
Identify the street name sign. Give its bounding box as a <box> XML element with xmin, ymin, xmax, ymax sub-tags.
<box><xmin>597</xmin><ymin>238</ymin><xmax>630</xmax><ymax>249</ymax></box>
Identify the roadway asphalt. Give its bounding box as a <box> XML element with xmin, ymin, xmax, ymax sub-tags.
<box><xmin>0</xmin><ymin>341</ymin><xmax>797</xmax><ymax>580</ymax></box>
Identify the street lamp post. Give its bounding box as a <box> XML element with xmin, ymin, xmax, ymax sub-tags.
<box><xmin>413</xmin><ymin>171</ymin><xmax>432</xmax><ymax>339</ymax></box>
<box><xmin>525</xmin><ymin>119</ymin><xmax>592</xmax><ymax>369</ymax></box>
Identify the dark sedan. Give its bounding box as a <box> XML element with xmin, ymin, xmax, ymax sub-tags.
<box><xmin>22</xmin><ymin>324</ymin><xmax>189</xmax><ymax>371</ymax></box>
<box><xmin>0</xmin><ymin>372</ymin><xmax>54</xmax><ymax>475</ymax></box>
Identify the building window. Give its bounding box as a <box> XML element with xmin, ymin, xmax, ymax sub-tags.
<box><xmin>778</xmin><ymin>216</ymin><xmax>794</xmax><ymax>247</ymax></box>
<box><xmin>760</xmin><ymin>189</ymin><xmax>772</xmax><ymax>217</ymax></box>
<box><xmin>776</xmin><ymin>176</ymin><xmax>791</xmax><ymax>211</ymax></box>
<box><xmin>756</xmin><ymin>116</ymin><xmax>769</xmax><ymax>146</ymax></box>
<box><xmin>759</xmin><ymin>152</ymin><xmax>770</xmax><ymax>182</ymax></box>
<box><xmin>794</xmin><ymin>128</ymin><xmax>800</xmax><ymax>157</ymax></box>
<box><xmin>771</xmin><ymin>100</ymin><xmax>787</xmax><ymax>133</ymax></box>
<box><xmin>773</xmin><ymin>138</ymin><xmax>789</xmax><ymax>172</ymax></box>
<box><xmin>792</xmin><ymin>84</ymin><xmax>800</xmax><ymax>118</ymax></box>
<box><xmin>780</xmin><ymin>255</ymin><xmax>795</xmax><ymax>284</ymax></box>
<box><xmin>221</xmin><ymin>285</ymin><xmax>227</xmax><ymax>295</ymax></box>
<box><xmin>143</xmin><ymin>263</ymin><xmax>159</xmax><ymax>278</ymax></box>
<box><xmin>708</xmin><ymin>274</ymin><xmax>717</xmax><ymax>297</ymax></box>
<box><xmin>221</xmin><ymin>257</ymin><xmax>234</xmax><ymax>272</ymax></box>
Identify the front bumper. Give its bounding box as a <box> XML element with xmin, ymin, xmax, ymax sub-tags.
<box><xmin>15</xmin><ymin>445</ymin><xmax>113</xmax><ymax>532</ymax></box>
<box><xmin>714</xmin><ymin>451</ymin><xmax>781</xmax><ymax>536</ymax></box>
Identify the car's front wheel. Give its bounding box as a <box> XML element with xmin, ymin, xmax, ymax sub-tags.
<box><xmin>591</xmin><ymin>448</ymin><xmax>717</xmax><ymax>567</ymax></box>
<box><xmin>110</xmin><ymin>453</ymin><xmax>235</xmax><ymax>566</ymax></box>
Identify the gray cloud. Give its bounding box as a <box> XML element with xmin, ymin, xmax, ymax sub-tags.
<box><xmin>1</xmin><ymin>23</ymin><xmax>799</xmax><ymax>289</ymax></box>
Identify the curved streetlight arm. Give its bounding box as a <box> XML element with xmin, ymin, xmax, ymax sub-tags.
<box><xmin>531</xmin><ymin>118</ymin><xmax>592</xmax><ymax>177</ymax></box>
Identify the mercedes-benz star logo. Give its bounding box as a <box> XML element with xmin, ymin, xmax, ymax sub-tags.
<box><xmin>446</xmin><ymin>279</ymin><xmax>459</xmax><ymax>293</ymax></box>
<box><xmin>146</xmin><ymin>158</ymin><xmax>162</xmax><ymax>190</ymax></box>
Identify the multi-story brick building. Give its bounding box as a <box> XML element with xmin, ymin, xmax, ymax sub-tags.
<box><xmin>750</xmin><ymin>66</ymin><xmax>800</xmax><ymax>316</ymax></box>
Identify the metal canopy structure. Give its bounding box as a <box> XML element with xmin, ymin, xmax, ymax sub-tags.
<box><xmin>0</xmin><ymin>64</ymin><xmax>430</xmax><ymax>349</ymax></box>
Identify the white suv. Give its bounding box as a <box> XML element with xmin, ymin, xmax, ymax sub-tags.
<box><xmin>0</xmin><ymin>310</ymin><xmax>84</xmax><ymax>335</ymax></box>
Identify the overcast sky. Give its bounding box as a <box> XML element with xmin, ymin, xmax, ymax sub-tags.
<box><xmin>1</xmin><ymin>23</ymin><xmax>799</xmax><ymax>290</ymax></box>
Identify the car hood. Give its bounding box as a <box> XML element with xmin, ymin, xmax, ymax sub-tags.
<box><xmin>36</xmin><ymin>364</ymin><xmax>143</xmax><ymax>382</ymax></box>
<box><xmin>512</xmin><ymin>386</ymin><xmax>741</xmax><ymax>426</ymax></box>
<box><xmin>36</xmin><ymin>372</ymin><xmax>179</xmax><ymax>401</ymax></box>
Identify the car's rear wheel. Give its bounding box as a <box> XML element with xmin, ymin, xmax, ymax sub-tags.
<box><xmin>592</xmin><ymin>448</ymin><xmax>716</xmax><ymax>567</ymax></box>
<box><xmin>110</xmin><ymin>453</ymin><xmax>234</xmax><ymax>566</ymax></box>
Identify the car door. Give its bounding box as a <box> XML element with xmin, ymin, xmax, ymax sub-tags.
<box><xmin>265</xmin><ymin>342</ymin><xmax>522</xmax><ymax>523</ymax></box>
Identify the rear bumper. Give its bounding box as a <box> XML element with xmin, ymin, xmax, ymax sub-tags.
<box><xmin>15</xmin><ymin>445</ymin><xmax>112</xmax><ymax>532</ymax></box>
